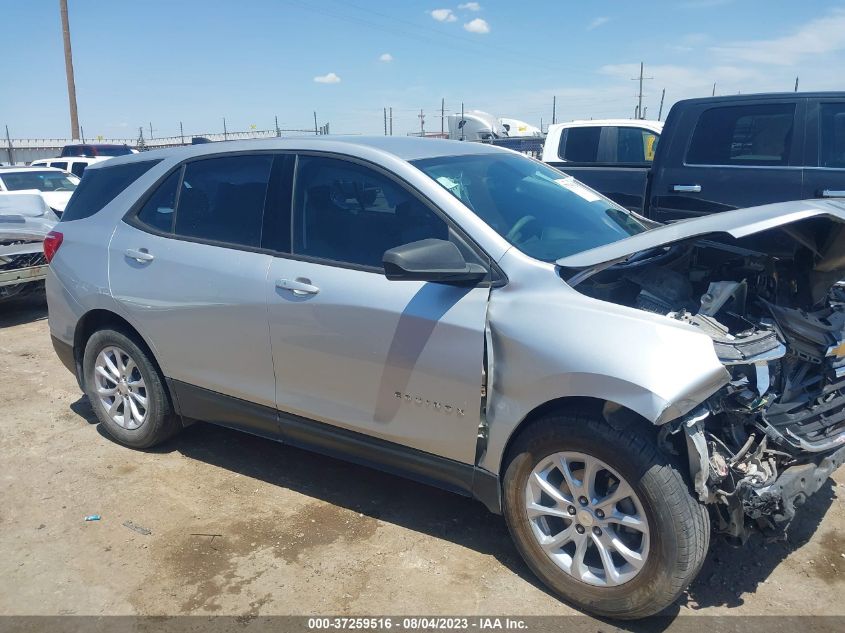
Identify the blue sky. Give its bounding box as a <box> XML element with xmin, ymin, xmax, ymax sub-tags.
<box><xmin>2</xmin><ymin>0</ymin><xmax>844</xmax><ymax>139</ymax></box>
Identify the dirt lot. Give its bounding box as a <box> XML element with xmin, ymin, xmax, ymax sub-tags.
<box><xmin>1</xmin><ymin>293</ymin><xmax>843</xmax><ymax>623</ymax></box>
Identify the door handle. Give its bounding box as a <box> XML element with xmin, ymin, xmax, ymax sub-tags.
<box><xmin>276</xmin><ymin>278</ymin><xmax>320</xmax><ymax>296</ymax></box>
<box><xmin>821</xmin><ymin>190</ymin><xmax>845</xmax><ymax>198</ymax></box>
<box><xmin>672</xmin><ymin>184</ymin><xmax>702</xmax><ymax>193</ymax></box>
<box><xmin>125</xmin><ymin>248</ymin><xmax>154</xmax><ymax>263</ymax></box>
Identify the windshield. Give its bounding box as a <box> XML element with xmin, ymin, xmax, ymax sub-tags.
<box><xmin>0</xmin><ymin>171</ymin><xmax>79</xmax><ymax>192</ymax></box>
<box><xmin>411</xmin><ymin>153</ymin><xmax>648</xmax><ymax>261</ymax></box>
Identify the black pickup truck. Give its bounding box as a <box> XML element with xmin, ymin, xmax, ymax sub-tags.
<box><xmin>542</xmin><ymin>92</ymin><xmax>845</xmax><ymax>220</ymax></box>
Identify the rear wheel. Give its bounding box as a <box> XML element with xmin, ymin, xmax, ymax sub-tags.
<box><xmin>502</xmin><ymin>412</ymin><xmax>709</xmax><ymax>619</ymax></box>
<box><xmin>82</xmin><ymin>328</ymin><xmax>180</xmax><ymax>448</ymax></box>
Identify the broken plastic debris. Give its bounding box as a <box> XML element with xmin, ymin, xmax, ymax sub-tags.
<box><xmin>84</xmin><ymin>515</ymin><xmax>101</xmax><ymax>521</ymax></box>
<box><xmin>122</xmin><ymin>520</ymin><xmax>151</xmax><ymax>535</ymax></box>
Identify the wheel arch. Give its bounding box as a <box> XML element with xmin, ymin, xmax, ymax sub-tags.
<box><xmin>72</xmin><ymin>308</ymin><xmax>180</xmax><ymax>415</ymax></box>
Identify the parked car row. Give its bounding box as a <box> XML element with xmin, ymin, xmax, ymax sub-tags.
<box><xmin>44</xmin><ymin>135</ymin><xmax>845</xmax><ymax>619</ymax></box>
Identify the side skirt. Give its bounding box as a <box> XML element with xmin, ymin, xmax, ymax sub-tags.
<box><xmin>171</xmin><ymin>380</ymin><xmax>502</xmax><ymax>513</ymax></box>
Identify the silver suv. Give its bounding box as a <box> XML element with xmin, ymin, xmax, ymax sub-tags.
<box><xmin>46</xmin><ymin>137</ymin><xmax>845</xmax><ymax>619</ymax></box>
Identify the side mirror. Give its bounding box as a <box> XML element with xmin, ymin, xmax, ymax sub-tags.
<box><xmin>383</xmin><ymin>239</ymin><xmax>487</xmax><ymax>284</ymax></box>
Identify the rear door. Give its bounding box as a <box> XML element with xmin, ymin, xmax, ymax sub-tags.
<box><xmin>802</xmin><ymin>98</ymin><xmax>845</xmax><ymax>201</ymax></box>
<box><xmin>649</xmin><ymin>99</ymin><xmax>805</xmax><ymax>222</ymax></box>
<box><xmin>109</xmin><ymin>153</ymin><xmax>279</xmax><ymax>429</ymax></box>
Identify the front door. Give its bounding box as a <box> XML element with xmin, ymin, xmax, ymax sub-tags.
<box><xmin>266</xmin><ymin>154</ymin><xmax>490</xmax><ymax>464</ymax></box>
<box><xmin>650</xmin><ymin>99</ymin><xmax>805</xmax><ymax>222</ymax></box>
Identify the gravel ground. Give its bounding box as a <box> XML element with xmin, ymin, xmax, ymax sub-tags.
<box><xmin>0</xmin><ymin>293</ymin><xmax>843</xmax><ymax>624</ymax></box>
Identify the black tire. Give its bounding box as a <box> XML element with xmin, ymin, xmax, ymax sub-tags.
<box><xmin>502</xmin><ymin>412</ymin><xmax>709</xmax><ymax>619</ymax></box>
<box><xmin>82</xmin><ymin>328</ymin><xmax>180</xmax><ymax>449</ymax></box>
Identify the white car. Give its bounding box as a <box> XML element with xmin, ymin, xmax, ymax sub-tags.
<box><xmin>0</xmin><ymin>166</ymin><xmax>80</xmax><ymax>214</ymax></box>
<box><xmin>541</xmin><ymin>119</ymin><xmax>664</xmax><ymax>164</ymax></box>
<box><xmin>31</xmin><ymin>156</ymin><xmax>105</xmax><ymax>179</ymax></box>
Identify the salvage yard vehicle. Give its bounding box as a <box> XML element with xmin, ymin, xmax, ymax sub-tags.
<box><xmin>0</xmin><ymin>192</ymin><xmax>57</xmax><ymax>300</ymax></box>
<box><xmin>0</xmin><ymin>166</ymin><xmax>79</xmax><ymax>214</ymax></box>
<box><xmin>46</xmin><ymin>137</ymin><xmax>845</xmax><ymax>619</ymax></box>
<box><xmin>31</xmin><ymin>157</ymin><xmax>104</xmax><ymax>179</ymax></box>
<box><xmin>543</xmin><ymin>92</ymin><xmax>845</xmax><ymax>216</ymax></box>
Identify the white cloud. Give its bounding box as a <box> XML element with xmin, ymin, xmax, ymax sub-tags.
<box><xmin>463</xmin><ymin>18</ymin><xmax>490</xmax><ymax>34</ymax></box>
<box><xmin>710</xmin><ymin>8</ymin><xmax>845</xmax><ymax>66</ymax></box>
<box><xmin>313</xmin><ymin>72</ymin><xmax>341</xmax><ymax>84</ymax></box>
<box><xmin>587</xmin><ymin>17</ymin><xmax>610</xmax><ymax>31</ymax></box>
<box><xmin>458</xmin><ymin>2</ymin><xmax>481</xmax><ymax>10</ymax></box>
<box><xmin>430</xmin><ymin>8</ymin><xmax>456</xmax><ymax>22</ymax></box>
<box><xmin>379</xmin><ymin>53</ymin><xmax>393</xmax><ymax>62</ymax></box>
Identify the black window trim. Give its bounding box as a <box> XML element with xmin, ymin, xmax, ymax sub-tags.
<box><xmin>123</xmin><ymin>148</ymin><xmax>505</xmax><ymax>286</ymax></box>
<box><xmin>284</xmin><ymin>150</ymin><xmax>504</xmax><ymax>285</ymax></box>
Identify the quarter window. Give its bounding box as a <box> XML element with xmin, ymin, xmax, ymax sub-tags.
<box><xmin>173</xmin><ymin>155</ymin><xmax>273</xmax><ymax>248</ymax></box>
<box><xmin>820</xmin><ymin>103</ymin><xmax>845</xmax><ymax>168</ymax></box>
<box><xmin>687</xmin><ymin>103</ymin><xmax>795</xmax><ymax>166</ymax></box>
<box><xmin>136</xmin><ymin>170</ymin><xmax>181</xmax><ymax>233</ymax></box>
<box><xmin>293</xmin><ymin>156</ymin><xmax>449</xmax><ymax>269</ymax></box>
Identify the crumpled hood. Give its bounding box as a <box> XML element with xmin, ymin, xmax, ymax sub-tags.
<box><xmin>0</xmin><ymin>192</ymin><xmax>58</xmax><ymax>244</ymax></box>
<box><xmin>38</xmin><ymin>190</ymin><xmax>73</xmax><ymax>213</ymax></box>
<box><xmin>557</xmin><ymin>199</ymin><xmax>845</xmax><ymax>271</ymax></box>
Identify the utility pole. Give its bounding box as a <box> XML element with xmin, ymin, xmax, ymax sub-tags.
<box><xmin>60</xmin><ymin>0</ymin><xmax>80</xmax><ymax>139</ymax></box>
<box><xmin>794</xmin><ymin>76</ymin><xmax>799</xmax><ymax>92</ymax></box>
<box><xmin>313</xmin><ymin>111</ymin><xmax>318</xmax><ymax>135</ymax></box>
<box><xmin>149</xmin><ymin>122</ymin><xmax>154</xmax><ymax>140</ymax></box>
<box><xmin>5</xmin><ymin>125</ymin><xmax>14</xmax><ymax>165</ymax></box>
<box><xmin>389</xmin><ymin>107</ymin><xmax>393</xmax><ymax>136</ymax></box>
<box><xmin>179</xmin><ymin>121</ymin><xmax>184</xmax><ymax>145</ymax></box>
<box><xmin>631</xmin><ymin>62</ymin><xmax>652</xmax><ymax>120</ymax></box>
<box><xmin>80</xmin><ymin>125</ymin><xmax>85</xmax><ymax>143</ymax></box>
<box><xmin>136</xmin><ymin>126</ymin><xmax>146</xmax><ymax>151</ymax></box>
<box><xmin>275</xmin><ymin>115</ymin><xmax>281</xmax><ymax>137</ymax></box>
<box><xmin>223</xmin><ymin>117</ymin><xmax>228</xmax><ymax>140</ymax></box>
<box><xmin>712</xmin><ymin>82</ymin><xmax>716</xmax><ymax>97</ymax></box>
<box><xmin>460</xmin><ymin>102</ymin><xmax>465</xmax><ymax>141</ymax></box>
<box><xmin>552</xmin><ymin>96</ymin><xmax>556</xmax><ymax>125</ymax></box>
<box><xmin>418</xmin><ymin>109</ymin><xmax>425</xmax><ymax>136</ymax></box>
<box><xmin>441</xmin><ymin>98</ymin><xmax>445</xmax><ymax>135</ymax></box>
<box><xmin>657</xmin><ymin>88</ymin><xmax>666</xmax><ymax>121</ymax></box>
<box><xmin>384</xmin><ymin>107</ymin><xmax>388</xmax><ymax>135</ymax></box>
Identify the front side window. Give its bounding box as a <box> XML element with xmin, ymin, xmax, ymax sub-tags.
<box><xmin>558</xmin><ymin>126</ymin><xmax>601</xmax><ymax>162</ymax></box>
<box><xmin>412</xmin><ymin>153</ymin><xmax>647</xmax><ymax>262</ymax></box>
<box><xmin>687</xmin><ymin>103</ymin><xmax>795</xmax><ymax>166</ymax></box>
<box><xmin>173</xmin><ymin>155</ymin><xmax>272</xmax><ymax>248</ymax></box>
<box><xmin>820</xmin><ymin>103</ymin><xmax>845</xmax><ymax>168</ymax></box>
<box><xmin>293</xmin><ymin>156</ymin><xmax>449</xmax><ymax>269</ymax></box>
<box><xmin>51</xmin><ymin>161</ymin><xmax>69</xmax><ymax>171</ymax></box>
<box><xmin>0</xmin><ymin>170</ymin><xmax>77</xmax><ymax>192</ymax></box>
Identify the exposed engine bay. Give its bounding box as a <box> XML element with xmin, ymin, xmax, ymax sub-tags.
<box><xmin>573</xmin><ymin>216</ymin><xmax>845</xmax><ymax>540</ymax></box>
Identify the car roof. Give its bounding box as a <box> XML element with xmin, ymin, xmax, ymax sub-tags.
<box><xmin>92</xmin><ymin>135</ymin><xmax>511</xmax><ymax>170</ymax></box>
<box><xmin>674</xmin><ymin>91</ymin><xmax>845</xmax><ymax>107</ymax></box>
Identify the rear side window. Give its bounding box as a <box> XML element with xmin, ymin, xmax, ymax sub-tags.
<box><xmin>558</xmin><ymin>126</ymin><xmax>601</xmax><ymax>162</ymax></box>
<box><xmin>61</xmin><ymin>160</ymin><xmax>161</xmax><ymax>222</ymax></box>
<box><xmin>687</xmin><ymin>103</ymin><xmax>795</xmax><ymax>166</ymax></box>
<box><xmin>52</xmin><ymin>161</ymin><xmax>68</xmax><ymax>171</ymax></box>
<box><xmin>173</xmin><ymin>155</ymin><xmax>272</xmax><ymax>248</ymax></box>
<box><xmin>70</xmin><ymin>162</ymin><xmax>86</xmax><ymax>177</ymax></box>
<box><xmin>820</xmin><ymin>103</ymin><xmax>845</xmax><ymax>168</ymax></box>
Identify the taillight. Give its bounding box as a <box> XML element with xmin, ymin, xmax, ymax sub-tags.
<box><xmin>43</xmin><ymin>231</ymin><xmax>63</xmax><ymax>263</ymax></box>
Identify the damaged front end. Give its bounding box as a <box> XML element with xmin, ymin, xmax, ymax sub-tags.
<box><xmin>0</xmin><ymin>193</ymin><xmax>57</xmax><ymax>301</ymax></box>
<box><xmin>563</xmin><ymin>204</ymin><xmax>845</xmax><ymax>541</ymax></box>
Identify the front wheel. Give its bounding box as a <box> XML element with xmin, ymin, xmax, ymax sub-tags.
<box><xmin>502</xmin><ymin>412</ymin><xmax>709</xmax><ymax>619</ymax></box>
